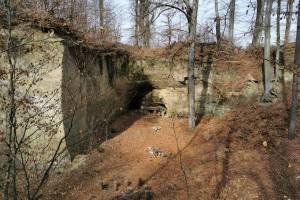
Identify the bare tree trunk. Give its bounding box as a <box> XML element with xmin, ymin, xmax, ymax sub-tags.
<box><xmin>294</xmin><ymin>3</ymin><xmax>300</xmax><ymax>66</ymax></box>
<box><xmin>275</xmin><ymin>0</ymin><xmax>281</xmax><ymax>78</ymax></box>
<box><xmin>252</xmin><ymin>0</ymin><xmax>265</xmax><ymax>46</ymax></box>
<box><xmin>139</xmin><ymin>0</ymin><xmax>145</xmax><ymax>46</ymax></box>
<box><xmin>138</xmin><ymin>0</ymin><xmax>150</xmax><ymax>47</ymax></box>
<box><xmin>144</xmin><ymin>0</ymin><xmax>150</xmax><ymax>47</ymax></box>
<box><xmin>288</xmin><ymin>0</ymin><xmax>300</xmax><ymax>139</ymax></box>
<box><xmin>84</xmin><ymin>0</ymin><xmax>88</xmax><ymax>29</ymax></box>
<box><xmin>288</xmin><ymin>74</ymin><xmax>299</xmax><ymax>139</ymax></box>
<box><xmin>285</xmin><ymin>0</ymin><xmax>294</xmax><ymax>46</ymax></box>
<box><xmin>99</xmin><ymin>0</ymin><xmax>104</xmax><ymax>27</ymax></box>
<box><xmin>284</xmin><ymin>0</ymin><xmax>294</xmax><ymax>63</ymax></box>
<box><xmin>4</xmin><ymin>0</ymin><xmax>18</xmax><ymax>199</ymax></box>
<box><xmin>69</xmin><ymin>0</ymin><xmax>75</xmax><ymax>23</ymax></box>
<box><xmin>228</xmin><ymin>0</ymin><xmax>235</xmax><ymax>43</ymax></box>
<box><xmin>188</xmin><ymin>0</ymin><xmax>199</xmax><ymax>130</ymax></box>
<box><xmin>134</xmin><ymin>0</ymin><xmax>139</xmax><ymax>46</ymax></box>
<box><xmin>215</xmin><ymin>0</ymin><xmax>221</xmax><ymax>43</ymax></box>
<box><xmin>164</xmin><ymin>13</ymin><xmax>173</xmax><ymax>46</ymax></box>
<box><xmin>262</xmin><ymin>0</ymin><xmax>273</xmax><ymax>102</ymax></box>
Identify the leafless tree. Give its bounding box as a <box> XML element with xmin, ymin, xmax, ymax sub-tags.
<box><xmin>99</xmin><ymin>0</ymin><xmax>104</xmax><ymax>28</ymax></box>
<box><xmin>284</xmin><ymin>0</ymin><xmax>294</xmax><ymax>45</ymax></box>
<box><xmin>69</xmin><ymin>0</ymin><xmax>76</xmax><ymax>23</ymax></box>
<box><xmin>185</xmin><ymin>0</ymin><xmax>199</xmax><ymax>130</ymax></box>
<box><xmin>150</xmin><ymin>0</ymin><xmax>199</xmax><ymax>130</ymax></box>
<box><xmin>3</xmin><ymin>1</ymin><xmax>18</xmax><ymax>198</ymax></box>
<box><xmin>228</xmin><ymin>0</ymin><xmax>236</xmax><ymax>43</ymax></box>
<box><xmin>262</xmin><ymin>0</ymin><xmax>273</xmax><ymax>102</ymax></box>
<box><xmin>275</xmin><ymin>0</ymin><xmax>281</xmax><ymax>78</ymax></box>
<box><xmin>252</xmin><ymin>0</ymin><xmax>265</xmax><ymax>46</ymax></box>
<box><xmin>215</xmin><ymin>0</ymin><xmax>221</xmax><ymax>43</ymax></box>
<box><xmin>288</xmin><ymin>0</ymin><xmax>300</xmax><ymax>139</ymax></box>
<box><xmin>161</xmin><ymin>11</ymin><xmax>176</xmax><ymax>46</ymax></box>
<box><xmin>283</xmin><ymin>0</ymin><xmax>294</xmax><ymax>63</ymax></box>
<box><xmin>133</xmin><ymin>0</ymin><xmax>151</xmax><ymax>47</ymax></box>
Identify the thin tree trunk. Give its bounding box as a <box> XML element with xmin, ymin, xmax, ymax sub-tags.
<box><xmin>69</xmin><ymin>0</ymin><xmax>75</xmax><ymax>23</ymax></box>
<box><xmin>4</xmin><ymin>2</ymin><xmax>12</xmax><ymax>199</ymax></box>
<box><xmin>166</xmin><ymin>14</ymin><xmax>172</xmax><ymax>46</ymax></box>
<box><xmin>139</xmin><ymin>0</ymin><xmax>145</xmax><ymax>46</ymax></box>
<box><xmin>144</xmin><ymin>0</ymin><xmax>150</xmax><ymax>47</ymax></box>
<box><xmin>134</xmin><ymin>0</ymin><xmax>139</xmax><ymax>46</ymax></box>
<box><xmin>252</xmin><ymin>0</ymin><xmax>265</xmax><ymax>46</ymax></box>
<box><xmin>294</xmin><ymin>3</ymin><xmax>300</xmax><ymax>66</ymax></box>
<box><xmin>288</xmin><ymin>74</ymin><xmax>299</xmax><ymax>139</ymax></box>
<box><xmin>84</xmin><ymin>0</ymin><xmax>88</xmax><ymax>29</ymax></box>
<box><xmin>284</xmin><ymin>0</ymin><xmax>294</xmax><ymax>63</ymax></box>
<box><xmin>228</xmin><ymin>0</ymin><xmax>235</xmax><ymax>43</ymax></box>
<box><xmin>262</xmin><ymin>0</ymin><xmax>273</xmax><ymax>101</ymax></box>
<box><xmin>4</xmin><ymin>0</ymin><xmax>18</xmax><ymax>199</ymax></box>
<box><xmin>215</xmin><ymin>0</ymin><xmax>221</xmax><ymax>43</ymax></box>
<box><xmin>285</xmin><ymin>0</ymin><xmax>294</xmax><ymax>46</ymax></box>
<box><xmin>288</xmin><ymin>0</ymin><xmax>300</xmax><ymax>139</ymax></box>
<box><xmin>99</xmin><ymin>0</ymin><xmax>104</xmax><ymax>27</ymax></box>
<box><xmin>188</xmin><ymin>0</ymin><xmax>199</xmax><ymax>130</ymax></box>
<box><xmin>138</xmin><ymin>0</ymin><xmax>150</xmax><ymax>47</ymax></box>
<box><xmin>275</xmin><ymin>0</ymin><xmax>281</xmax><ymax>78</ymax></box>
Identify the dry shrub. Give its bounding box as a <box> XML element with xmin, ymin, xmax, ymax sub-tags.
<box><xmin>125</xmin><ymin>41</ymin><xmax>235</xmax><ymax>63</ymax></box>
<box><xmin>222</xmin><ymin>101</ymin><xmax>289</xmax><ymax>149</ymax></box>
<box><xmin>245</xmin><ymin>45</ymin><xmax>264</xmax><ymax>60</ymax></box>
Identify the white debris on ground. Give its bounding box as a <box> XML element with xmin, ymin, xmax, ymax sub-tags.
<box><xmin>152</xmin><ymin>126</ymin><xmax>161</xmax><ymax>133</ymax></box>
<box><xmin>147</xmin><ymin>146</ymin><xmax>170</xmax><ymax>158</ymax></box>
<box><xmin>246</xmin><ymin>73</ymin><xmax>258</xmax><ymax>83</ymax></box>
<box><xmin>262</xmin><ymin>141</ymin><xmax>268</xmax><ymax>147</ymax></box>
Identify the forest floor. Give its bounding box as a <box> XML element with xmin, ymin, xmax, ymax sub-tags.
<box><xmin>45</xmin><ymin>99</ymin><xmax>300</xmax><ymax>200</ymax></box>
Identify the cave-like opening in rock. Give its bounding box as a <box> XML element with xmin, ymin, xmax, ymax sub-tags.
<box><xmin>127</xmin><ymin>82</ymin><xmax>167</xmax><ymax>116</ymax></box>
<box><xmin>128</xmin><ymin>81</ymin><xmax>154</xmax><ymax>111</ymax></box>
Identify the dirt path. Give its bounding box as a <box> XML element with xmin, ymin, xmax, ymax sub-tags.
<box><xmin>45</xmin><ymin>102</ymin><xmax>300</xmax><ymax>200</ymax></box>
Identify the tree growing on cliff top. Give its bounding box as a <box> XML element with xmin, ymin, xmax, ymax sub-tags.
<box><xmin>149</xmin><ymin>0</ymin><xmax>199</xmax><ymax>130</ymax></box>
<box><xmin>131</xmin><ymin>0</ymin><xmax>151</xmax><ymax>47</ymax></box>
<box><xmin>214</xmin><ymin>0</ymin><xmax>221</xmax><ymax>43</ymax></box>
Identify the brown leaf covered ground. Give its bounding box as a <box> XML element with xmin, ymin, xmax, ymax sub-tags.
<box><xmin>44</xmin><ymin>97</ymin><xmax>300</xmax><ymax>199</ymax></box>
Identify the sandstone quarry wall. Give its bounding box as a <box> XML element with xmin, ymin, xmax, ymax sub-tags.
<box><xmin>61</xmin><ymin>44</ymin><xmax>130</xmax><ymax>159</ymax></box>
<box><xmin>0</xmin><ymin>24</ymin><xmax>131</xmax><ymax>165</ymax></box>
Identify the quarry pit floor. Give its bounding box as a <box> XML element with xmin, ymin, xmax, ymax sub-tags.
<box><xmin>46</xmin><ymin>104</ymin><xmax>300</xmax><ymax>200</ymax></box>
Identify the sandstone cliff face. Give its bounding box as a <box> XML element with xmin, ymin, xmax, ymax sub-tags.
<box><xmin>129</xmin><ymin>53</ymin><xmax>293</xmax><ymax>117</ymax></box>
<box><xmin>129</xmin><ymin>59</ymin><xmax>255</xmax><ymax>117</ymax></box>
<box><xmin>0</xmin><ymin>24</ymin><xmax>68</xmax><ymax>175</ymax></box>
<box><xmin>61</xmin><ymin>44</ymin><xmax>130</xmax><ymax>159</ymax></box>
<box><xmin>284</xmin><ymin>42</ymin><xmax>295</xmax><ymax>65</ymax></box>
<box><xmin>0</xmin><ymin>24</ymin><xmax>131</xmax><ymax>165</ymax></box>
